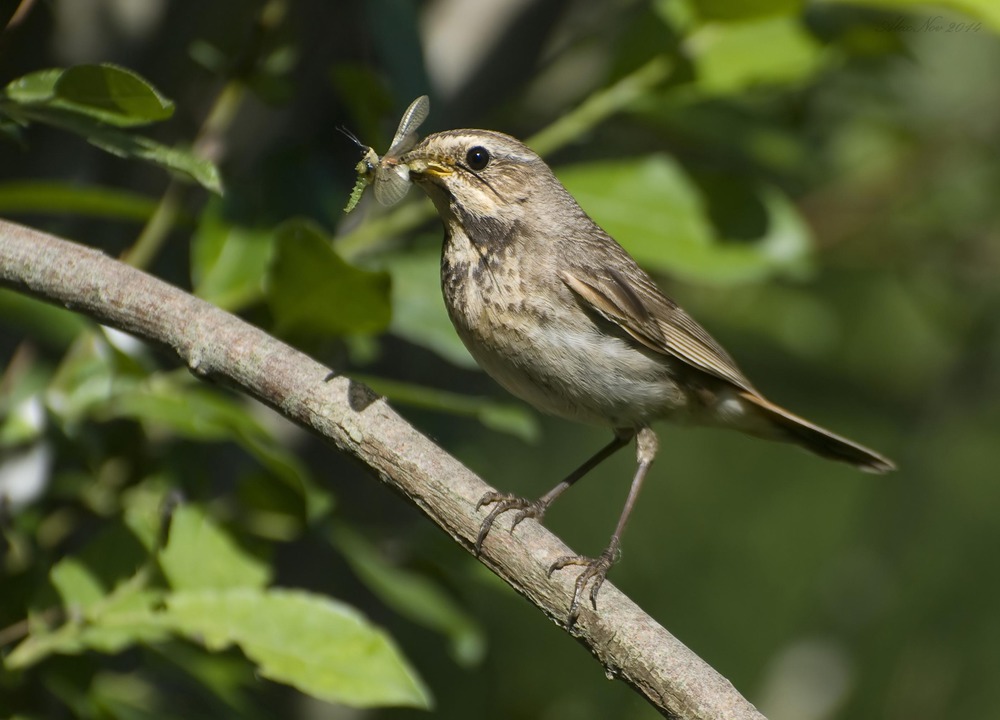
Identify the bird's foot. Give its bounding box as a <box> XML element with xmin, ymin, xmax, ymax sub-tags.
<box><xmin>548</xmin><ymin>544</ymin><xmax>620</xmax><ymax>625</ymax></box>
<box><xmin>474</xmin><ymin>492</ymin><xmax>548</xmax><ymax>554</ymax></box>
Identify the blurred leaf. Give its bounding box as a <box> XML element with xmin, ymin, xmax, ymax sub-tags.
<box><xmin>688</xmin><ymin>16</ymin><xmax>823</xmax><ymax>94</ymax></box>
<box><xmin>191</xmin><ymin>200</ymin><xmax>273</xmax><ymax>310</ymax></box>
<box><xmin>122</xmin><ymin>481</ymin><xmax>173</xmax><ymax>553</ymax></box>
<box><xmin>150</xmin><ymin>642</ymin><xmax>256</xmax><ymax>713</ymax></box>
<box><xmin>0</xmin><ymin>181</ymin><xmax>159</xmax><ymax>221</ymax></box>
<box><xmin>0</xmin><ymin>392</ymin><xmax>47</xmax><ymax>446</ymax></box>
<box><xmin>0</xmin><ymin>116</ymin><xmax>23</xmax><ymax>144</ymax></box>
<box><xmin>558</xmin><ymin>155</ymin><xmax>812</xmax><ymax>283</ymax></box>
<box><xmin>164</xmin><ymin>588</ymin><xmax>431</xmax><ymax>708</ymax></box>
<box><xmin>45</xmin><ymin>334</ymin><xmax>119</xmax><ymax>424</ymax></box>
<box><xmin>355</xmin><ymin>374</ymin><xmax>540</xmax><ymax>443</ymax></box>
<box><xmin>188</xmin><ymin>40</ymin><xmax>228</xmax><ymax>75</ymax></box>
<box><xmin>267</xmin><ymin>219</ymin><xmax>391</xmax><ymax>336</ymax></box>
<box><xmin>236</xmin><ymin>471</ymin><xmax>319</xmax><ymax>542</ymax></box>
<box><xmin>88</xmin><ymin>673</ymin><xmax>160</xmax><ymax>720</ymax></box>
<box><xmin>332</xmin><ymin>526</ymin><xmax>485</xmax><ymax>666</ymax></box>
<box><xmin>614</xmin><ymin>3</ymin><xmax>682</xmax><ymax>80</ymax></box>
<box><xmin>690</xmin><ymin>0</ymin><xmax>804</xmax><ymax>21</ymax></box>
<box><xmin>247</xmin><ymin>45</ymin><xmax>299</xmax><ymax>105</ymax></box>
<box><xmin>382</xmin><ymin>247</ymin><xmax>477</xmax><ymax>368</ymax></box>
<box><xmin>159</xmin><ymin>505</ymin><xmax>271</xmax><ymax>591</ymax></box>
<box><xmin>3</xmin><ymin>65</ymin><xmax>174</xmax><ymax>127</ymax></box>
<box><xmin>5</xmin><ymin>587</ymin><xmax>167</xmax><ymax>670</ymax></box>
<box><xmin>9</xmin><ymin>558</ymin><xmax>167</xmax><ymax>671</ymax></box>
<box><xmin>0</xmin><ymin>289</ymin><xmax>90</xmax><ymax>348</ymax></box>
<box><xmin>103</xmin><ymin>373</ymin><xmax>326</xmax><ymax>519</ymax></box>
<box><xmin>478</xmin><ymin>403</ymin><xmax>541</xmax><ymax>441</ymax></box>
<box><xmin>50</xmin><ymin>557</ymin><xmax>106</xmax><ymax>611</ymax></box>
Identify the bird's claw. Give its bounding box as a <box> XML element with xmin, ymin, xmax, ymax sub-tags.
<box><xmin>474</xmin><ymin>492</ymin><xmax>547</xmax><ymax>555</ymax></box>
<box><xmin>548</xmin><ymin>546</ymin><xmax>618</xmax><ymax>625</ymax></box>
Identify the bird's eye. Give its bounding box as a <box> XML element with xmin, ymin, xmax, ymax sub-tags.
<box><xmin>466</xmin><ymin>146</ymin><xmax>490</xmax><ymax>171</ymax></box>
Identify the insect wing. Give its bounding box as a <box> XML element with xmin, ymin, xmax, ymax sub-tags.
<box><xmin>386</xmin><ymin>95</ymin><xmax>429</xmax><ymax>157</ymax></box>
<box><xmin>373</xmin><ymin>161</ymin><xmax>412</xmax><ymax>205</ymax></box>
<box><xmin>372</xmin><ymin>95</ymin><xmax>429</xmax><ymax>205</ymax></box>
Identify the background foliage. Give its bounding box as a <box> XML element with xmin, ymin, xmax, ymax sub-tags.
<box><xmin>2</xmin><ymin>0</ymin><xmax>999</xmax><ymax>718</ymax></box>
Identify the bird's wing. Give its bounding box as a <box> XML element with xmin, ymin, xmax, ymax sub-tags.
<box><xmin>560</xmin><ymin>266</ymin><xmax>756</xmax><ymax>392</ymax></box>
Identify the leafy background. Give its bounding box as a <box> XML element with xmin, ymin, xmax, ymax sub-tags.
<box><xmin>1</xmin><ymin>0</ymin><xmax>999</xmax><ymax>718</ymax></box>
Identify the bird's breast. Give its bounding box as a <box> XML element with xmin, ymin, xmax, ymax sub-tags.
<box><xmin>440</xmin><ymin>227</ymin><xmax>687</xmax><ymax>427</ymax></box>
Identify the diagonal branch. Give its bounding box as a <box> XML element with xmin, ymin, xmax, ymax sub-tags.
<box><xmin>0</xmin><ymin>218</ymin><xmax>766</xmax><ymax>720</ymax></box>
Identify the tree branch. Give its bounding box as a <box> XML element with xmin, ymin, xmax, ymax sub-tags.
<box><xmin>0</xmin><ymin>218</ymin><xmax>766</xmax><ymax>720</ymax></box>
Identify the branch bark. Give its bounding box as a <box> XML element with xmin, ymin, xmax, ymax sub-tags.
<box><xmin>0</xmin><ymin>218</ymin><xmax>766</xmax><ymax>720</ymax></box>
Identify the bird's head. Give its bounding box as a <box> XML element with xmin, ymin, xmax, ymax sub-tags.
<box><xmin>402</xmin><ymin>130</ymin><xmax>564</xmax><ymax>228</ymax></box>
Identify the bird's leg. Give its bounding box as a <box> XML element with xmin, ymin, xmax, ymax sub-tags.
<box><xmin>474</xmin><ymin>431</ymin><xmax>633</xmax><ymax>554</ymax></box>
<box><xmin>549</xmin><ymin>427</ymin><xmax>658</xmax><ymax>624</ymax></box>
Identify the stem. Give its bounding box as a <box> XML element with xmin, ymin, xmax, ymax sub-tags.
<box><xmin>121</xmin><ymin>181</ymin><xmax>184</xmax><ymax>268</ymax></box>
<box><xmin>122</xmin><ymin>79</ymin><xmax>249</xmax><ymax>270</ymax></box>
<box><xmin>526</xmin><ymin>55</ymin><xmax>673</xmax><ymax>156</ymax></box>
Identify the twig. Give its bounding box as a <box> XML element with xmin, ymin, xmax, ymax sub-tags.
<box><xmin>0</xmin><ymin>218</ymin><xmax>766</xmax><ymax>720</ymax></box>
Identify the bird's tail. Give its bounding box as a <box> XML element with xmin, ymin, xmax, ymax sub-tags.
<box><xmin>739</xmin><ymin>391</ymin><xmax>896</xmax><ymax>474</ymax></box>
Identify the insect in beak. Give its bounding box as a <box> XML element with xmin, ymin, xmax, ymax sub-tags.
<box><xmin>341</xmin><ymin>95</ymin><xmax>431</xmax><ymax>212</ymax></box>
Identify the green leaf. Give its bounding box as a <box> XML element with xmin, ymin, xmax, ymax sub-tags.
<box><xmin>191</xmin><ymin>199</ymin><xmax>274</xmax><ymax>310</ymax></box>
<box><xmin>267</xmin><ymin>220</ymin><xmax>392</xmax><ymax>336</ymax></box>
<box><xmin>46</xmin><ymin>333</ymin><xmax>120</xmax><ymax>423</ymax></box>
<box><xmin>50</xmin><ymin>557</ymin><xmax>106</xmax><ymax>611</ymax></box>
<box><xmin>478</xmin><ymin>402</ymin><xmax>541</xmax><ymax>442</ymax></box>
<box><xmin>9</xmin><ymin>555</ymin><xmax>167</xmax><ymax>670</ymax></box>
<box><xmin>4</xmin><ymin>581</ymin><xmax>428</xmax><ymax>710</ymax></box>
<box><xmin>83</xmin><ymin>129</ymin><xmax>222</xmax><ymax>193</ymax></box>
<box><xmin>332</xmin><ymin>526</ymin><xmax>485</xmax><ymax>665</ymax></box>
<box><xmin>0</xmin><ymin>392</ymin><xmax>46</xmax><ymax>446</ymax></box>
<box><xmin>122</xmin><ymin>481</ymin><xmax>173</xmax><ymax>553</ymax></box>
<box><xmin>1</xmin><ymin>68</ymin><xmax>220</xmax><ymax>192</ymax></box>
<box><xmin>104</xmin><ymin>373</ymin><xmax>329</xmax><ymax>521</ymax></box>
<box><xmin>164</xmin><ymin>588</ymin><xmax>431</xmax><ymax>708</ymax></box>
<box><xmin>689</xmin><ymin>16</ymin><xmax>823</xmax><ymax>94</ymax></box>
<box><xmin>4</xmin><ymin>588</ymin><xmax>167</xmax><ymax>669</ymax></box>
<box><xmin>0</xmin><ymin>289</ymin><xmax>89</xmax><ymax>348</ymax></box>
<box><xmin>3</xmin><ymin>64</ymin><xmax>174</xmax><ymax>127</ymax></box>
<box><xmin>557</xmin><ymin>155</ymin><xmax>812</xmax><ymax>283</ymax></box>
<box><xmin>69</xmin><ymin>584</ymin><xmax>168</xmax><ymax>653</ymax></box>
<box><xmin>88</xmin><ymin>673</ymin><xmax>160</xmax><ymax>720</ymax></box>
<box><xmin>383</xmin><ymin>247</ymin><xmax>477</xmax><ymax>368</ymax></box>
<box><xmin>0</xmin><ymin>181</ymin><xmax>159</xmax><ymax>221</ymax></box>
<box><xmin>690</xmin><ymin>0</ymin><xmax>804</xmax><ymax>21</ymax></box>
<box><xmin>55</xmin><ymin>64</ymin><xmax>175</xmax><ymax>126</ymax></box>
<box><xmin>158</xmin><ymin>505</ymin><xmax>271</xmax><ymax>592</ymax></box>
<box><xmin>2</xmin><ymin>68</ymin><xmax>63</xmax><ymax>104</ymax></box>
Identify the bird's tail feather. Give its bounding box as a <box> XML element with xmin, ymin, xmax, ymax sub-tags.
<box><xmin>739</xmin><ymin>391</ymin><xmax>895</xmax><ymax>474</ymax></box>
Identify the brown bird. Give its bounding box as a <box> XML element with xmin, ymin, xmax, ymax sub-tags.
<box><xmin>401</xmin><ymin>129</ymin><xmax>895</xmax><ymax>621</ymax></box>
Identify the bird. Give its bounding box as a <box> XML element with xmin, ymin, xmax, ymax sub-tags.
<box><xmin>399</xmin><ymin>128</ymin><xmax>895</xmax><ymax>622</ymax></box>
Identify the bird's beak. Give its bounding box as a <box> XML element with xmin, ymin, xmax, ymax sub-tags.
<box><xmin>402</xmin><ymin>154</ymin><xmax>454</xmax><ymax>179</ymax></box>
